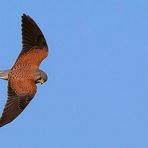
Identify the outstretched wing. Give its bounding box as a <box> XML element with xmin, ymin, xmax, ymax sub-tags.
<box><xmin>0</xmin><ymin>14</ymin><xmax>48</xmax><ymax>127</ymax></box>
<box><xmin>0</xmin><ymin>79</ymin><xmax>37</xmax><ymax>127</ymax></box>
<box><xmin>16</xmin><ymin>14</ymin><xmax>48</xmax><ymax>67</ymax></box>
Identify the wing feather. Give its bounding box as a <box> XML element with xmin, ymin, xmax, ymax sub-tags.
<box><xmin>0</xmin><ymin>80</ymin><xmax>36</xmax><ymax>127</ymax></box>
<box><xmin>16</xmin><ymin>14</ymin><xmax>48</xmax><ymax>64</ymax></box>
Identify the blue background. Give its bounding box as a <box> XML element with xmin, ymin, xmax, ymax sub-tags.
<box><xmin>0</xmin><ymin>0</ymin><xmax>147</xmax><ymax>147</ymax></box>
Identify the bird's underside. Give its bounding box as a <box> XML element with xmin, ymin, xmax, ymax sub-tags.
<box><xmin>0</xmin><ymin>14</ymin><xmax>48</xmax><ymax>127</ymax></box>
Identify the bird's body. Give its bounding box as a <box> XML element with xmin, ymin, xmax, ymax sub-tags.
<box><xmin>0</xmin><ymin>14</ymin><xmax>48</xmax><ymax>127</ymax></box>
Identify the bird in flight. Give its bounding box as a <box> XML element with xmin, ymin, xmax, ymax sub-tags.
<box><xmin>0</xmin><ymin>14</ymin><xmax>48</xmax><ymax>127</ymax></box>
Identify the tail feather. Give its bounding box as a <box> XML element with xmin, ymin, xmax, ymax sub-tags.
<box><xmin>0</xmin><ymin>69</ymin><xmax>11</xmax><ymax>80</ymax></box>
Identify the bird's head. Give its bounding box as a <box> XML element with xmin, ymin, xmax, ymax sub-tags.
<box><xmin>34</xmin><ymin>69</ymin><xmax>48</xmax><ymax>84</ymax></box>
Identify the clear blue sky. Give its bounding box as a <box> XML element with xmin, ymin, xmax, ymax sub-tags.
<box><xmin>0</xmin><ymin>0</ymin><xmax>147</xmax><ymax>147</ymax></box>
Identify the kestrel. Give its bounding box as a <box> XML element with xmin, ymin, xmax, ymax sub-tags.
<box><xmin>0</xmin><ymin>14</ymin><xmax>48</xmax><ymax>127</ymax></box>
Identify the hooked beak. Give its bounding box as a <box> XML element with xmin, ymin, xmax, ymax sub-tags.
<box><xmin>38</xmin><ymin>79</ymin><xmax>44</xmax><ymax>84</ymax></box>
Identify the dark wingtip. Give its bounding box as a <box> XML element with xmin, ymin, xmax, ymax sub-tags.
<box><xmin>21</xmin><ymin>13</ymin><xmax>48</xmax><ymax>51</ymax></box>
<box><xmin>22</xmin><ymin>13</ymin><xmax>28</xmax><ymax>20</ymax></box>
<box><xmin>22</xmin><ymin>13</ymin><xmax>26</xmax><ymax>17</ymax></box>
<box><xmin>0</xmin><ymin>119</ymin><xmax>8</xmax><ymax>128</ymax></box>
